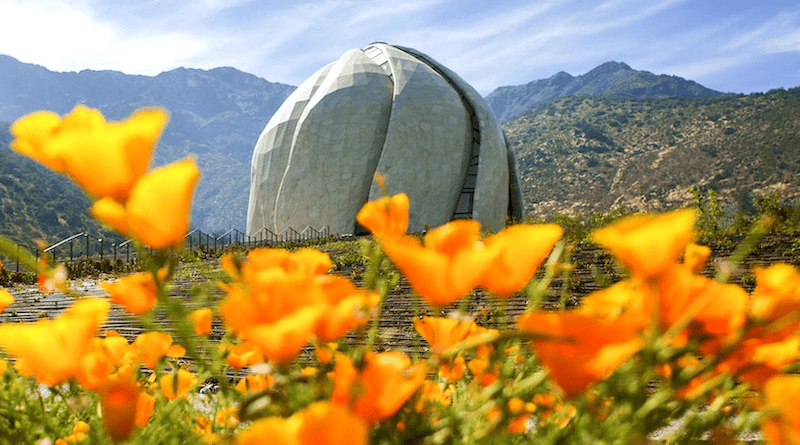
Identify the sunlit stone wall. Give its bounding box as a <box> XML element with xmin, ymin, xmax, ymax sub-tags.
<box><xmin>247</xmin><ymin>43</ymin><xmax>524</xmax><ymax>236</ymax></box>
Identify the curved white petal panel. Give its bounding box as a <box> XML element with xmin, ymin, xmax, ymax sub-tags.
<box><xmin>365</xmin><ymin>43</ymin><xmax>471</xmax><ymax>232</ymax></box>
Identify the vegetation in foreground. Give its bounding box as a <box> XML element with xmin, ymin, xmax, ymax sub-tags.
<box><xmin>0</xmin><ymin>106</ymin><xmax>799</xmax><ymax>445</ymax></box>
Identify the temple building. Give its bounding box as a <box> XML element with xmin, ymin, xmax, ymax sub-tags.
<box><xmin>246</xmin><ymin>42</ymin><xmax>524</xmax><ymax>236</ymax></box>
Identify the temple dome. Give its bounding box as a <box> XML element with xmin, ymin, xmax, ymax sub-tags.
<box><xmin>246</xmin><ymin>43</ymin><xmax>524</xmax><ymax>236</ymax></box>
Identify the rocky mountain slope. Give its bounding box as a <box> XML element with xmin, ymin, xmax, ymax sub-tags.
<box><xmin>505</xmin><ymin>87</ymin><xmax>800</xmax><ymax>218</ymax></box>
<box><xmin>486</xmin><ymin>61</ymin><xmax>725</xmax><ymax>123</ymax></box>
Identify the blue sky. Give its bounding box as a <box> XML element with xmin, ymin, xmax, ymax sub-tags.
<box><xmin>1</xmin><ymin>0</ymin><xmax>799</xmax><ymax>96</ymax></box>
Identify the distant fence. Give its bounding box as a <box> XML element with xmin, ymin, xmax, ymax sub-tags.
<box><xmin>0</xmin><ymin>226</ymin><xmax>333</xmax><ymax>273</ymax></box>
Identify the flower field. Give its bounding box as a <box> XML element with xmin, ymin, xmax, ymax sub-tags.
<box><xmin>1</xmin><ymin>106</ymin><xmax>800</xmax><ymax>444</ymax></box>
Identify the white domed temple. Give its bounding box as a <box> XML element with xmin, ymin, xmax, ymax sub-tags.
<box><xmin>246</xmin><ymin>43</ymin><xmax>524</xmax><ymax>236</ymax></box>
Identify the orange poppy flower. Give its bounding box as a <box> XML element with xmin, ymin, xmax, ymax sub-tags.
<box><xmin>0</xmin><ymin>289</ymin><xmax>13</xmax><ymax>312</ymax></box>
<box><xmin>658</xmin><ymin>265</ymin><xmax>747</xmax><ymax>338</ymax></box>
<box><xmin>413</xmin><ymin>316</ymin><xmax>478</xmax><ymax>355</ymax></box>
<box><xmin>315</xmin><ymin>275</ymin><xmax>379</xmax><ymax>342</ymax></box>
<box><xmin>215</xmin><ymin>407</ymin><xmax>240</xmax><ymax>429</ymax></box>
<box><xmin>58</xmin><ymin>421</ymin><xmax>91</xmax><ymax>444</ymax></box>
<box><xmin>578</xmin><ymin>278</ymin><xmax>652</xmax><ymax>324</ymax></box>
<box><xmin>135</xmin><ymin>331</ymin><xmax>184</xmax><ymax>369</ymax></box>
<box><xmin>0</xmin><ymin>298</ymin><xmax>109</xmax><ymax>386</ymax></box>
<box><xmin>101</xmin><ymin>272</ymin><xmax>159</xmax><ymax>315</ymax></box>
<box><xmin>683</xmin><ymin>243</ymin><xmax>712</xmax><ymax>273</ymax></box>
<box><xmin>713</xmin><ymin>333</ymin><xmax>800</xmax><ymax>391</ymax></box>
<box><xmin>242</xmin><ymin>306</ymin><xmax>326</xmax><ymax>363</ymax></box>
<box><xmin>91</xmin><ymin>157</ymin><xmax>200</xmax><ymax>249</ymax></box>
<box><xmin>295</xmin><ymin>401</ymin><xmax>368</xmax><ymax>445</ymax></box>
<box><xmin>224</xmin><ymin>342</ymin><xmax>264</xmax><ymax>369</ymax></box>
<box><xmin>749</xmin><ymin>263</ymin><xmax>800</xmax><ymax>324</ymax></box>
<box><xmin>235</xmin><ymin>374</ymin><xmax>274</xmax><ymax>394</ymax></box>
<box><xmin>219</xmin><ymin>253</ymin><xmax>330</xmax><ymax>362</ymax></box>
<box><xmin>355</xmin><ymin>192</ymin><xmax>410</xmax><ymax>239</ymax></box>
<box><xmin>235</xmin><ymin>416</ymin><xmax>299</xmax><ymax>445</ymax></box>
<box><xmin>480</xmin><ymin>223</ymin><xmax>563</xmax><ymax>297</ymax></box>
<box><xmin>100</xmin><ymin>377</ymin><xmax>141</xmax><ymax>442</ymax></box>
<box><xmin>135</xmin><ymin>392</ymin><xmax>156</xmax><ymax>428</ymax></box>
<box><xmin>243</xmin><ymin>247</ymin><xmax>332</xmax><ymax>276</ymax></box>
<box><xmin>11</xmin><ymin>105</ymin><xmax>168</xmax><ymax>201</ymax></box>
<box><xmin>591</xmin><ymin>209</ymin><xmax>697</xmax><ymax>278</ymax></box>
<box><xmin>190</xmin><ymin>308</ymin><xmax>213</xmax><ymax>336</ymax></box>
<box><xmin>760</xmin><ymin>375</ymin><xmax>800</xmax><ymax>445</ymax></box>
<box><xmin>381</xmin><ymin>220</ymin><xmax>500</xmax><ymax>307</ymax></box>
<box><xmin>159</xmin><ymin>369</ymin><xmax>198</xmax><ymax>400</ymax></box>
<box><xmin>332</xmin><ymin>351</ymin><xmax>427</xmax><ymax>424</ymax></box>
<box><xmin>76</xmin><ymin>345</ymin><xmax>115</xmax><ymax>390</ymax></box>
<box><xmin>102</xmin><ymin>335</ymin><xmax>137</xmax><ymax>369</ymax></box>
<box><xmin>517</xmin><ymin>311</ymin><xmax>643</xmax><ymax>396</ymax></box>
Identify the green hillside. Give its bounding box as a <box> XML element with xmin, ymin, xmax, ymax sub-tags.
<box><xmin>0</xmin><ymin>123</ymin><xmax>120</xmax><ymax>247</ymax></box>
<box><xmin>505</xmin><ymin>87</ymin><xmax>800</xmax><ymax>219</ymax></box>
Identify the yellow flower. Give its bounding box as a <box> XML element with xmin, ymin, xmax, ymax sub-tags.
<box><xmin>480</xmin><ymin>223</ymin><xmax>563</xmax><ymax>297</ymax></box>
<box><xmin>356</xmin><ymin>192</ymin><xmax>410</xmax><ymax>239</ymax></box>
<box><xmin>11</xmin><ymin>106</ymin><xmax>168</xmax><ymax>201</ymax></box>
<box><xmin>591</xmin><ymin>209</ymin><xmax>697</xmax><ymax>278</ymax></box>
<box><xmin>101</xmin><ymin>272</ymin><xmax>159</xmax><ymax>315</ymax></box>
<box><xmin>0</xmin><ymin>298</ymin><xmax>108</xmax><ymax>386</ymax></box>
<box><xmin>0</xmin><ymin>288</ymin><xmax>13</xmax><ymax>312</ymax></box>
<box><xmin>159</xmin><ymin>369</ymin><xmax>198</xmax><ymax>400</ymax></box>
<box><xmin>190</xmin><ymin>308</ymin><xmax>213</xmax><ymax>336</ymax></box>
<box><xmin>381</xmin><ymin>220</ymin><xmax>499</xmax><ymax>307</ymax></box>
<box><xmin>91</xmin><ymin>157</ymin><xmax>200</xmax><ymax>249</ymax></box>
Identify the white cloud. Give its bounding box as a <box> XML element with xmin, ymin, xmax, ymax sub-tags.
<box><xmin>0</xmin><ymin>0</ymin><xmax>208</xmax><ymax>74</ymax></box>
<box><xmin>1</xmin><ymin>0</ymin><xmax>798</xmax><ymax>95</ymax></box>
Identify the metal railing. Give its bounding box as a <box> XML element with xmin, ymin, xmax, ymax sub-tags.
<box><xmin>1</xmin><ymin>225</ymin><xmax>335</xmax><ymax>274</ymax></box>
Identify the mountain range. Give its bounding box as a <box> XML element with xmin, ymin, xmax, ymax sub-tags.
<box><xmin>0</xmin><ymin>54</ymin><xmax>295</xmax><ymax>237</ymax></box>
<box><xmin>0</xmin><ymin>54</ymin><xmax>797</xmax><ymax>245</ymax></box>
<box><xmin>486</xmin><ymin>61</ymin><xmax>726</xmax><ymax>123</ymax></box>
